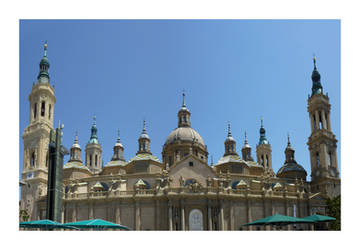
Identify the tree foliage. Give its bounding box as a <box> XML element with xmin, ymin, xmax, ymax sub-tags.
<box><xmin>326</xmin><ymin>195</ymin><xmax>341</xmax><ymax>230</ymax></box>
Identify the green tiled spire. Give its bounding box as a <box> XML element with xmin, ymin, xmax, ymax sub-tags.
<box><xmin>259</xmin><ymin>118</ymin><xmax>269</xmax><ymax>145</ymax></box>
<box><xmin>89</xmin><ymin>115</ymin><xmax>99</xmax><ymax>144</ymax></box>
<box><xmin>37</xmin><ymin>41</ymin><xmax>50</xmax><ymax>82</ymax></box>
<box><xmin>311</xmin><ymin>56</ymin><xmax>323</xmax><ymax>96</ymax></box>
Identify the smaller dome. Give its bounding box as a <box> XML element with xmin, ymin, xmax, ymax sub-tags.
<box><xmin>139</xmin><ymin>133</ymin><xmax>150</xmax><ymax>140</ymax></box>
<box><xmin>114</xmin><ymin>142</ymin><xmax>123</xmax><ymax>147</ymax></box>
<box><xmin>225</xmin><ymin>136</ymin><xmax>236</xmax><ymax>143</ymax></box>
<box><xmin>40</xmin><ymin>56</ymin><xmax>50</xmax><ymax>66</ymax></box>
<box><xmin>276</xmin><ymin>162</ymin><xmax>307</xmax><ymax>179</ymax></box>
<box><xmin>72</xmin><ymin>143</ymin><xmax>81</xmax><ymax>149</ymax></box>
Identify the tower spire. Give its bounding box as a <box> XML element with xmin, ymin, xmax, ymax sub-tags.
<box><xmin>75</xmin><ymin>129</ymin><xmax>79</xmax><ymax>144</ymax></box>
<box><xmin>311</xmin><ymin>56</ymin><xmax>323</xmax><ymax>96</ymax></box>
<box><xmin>182</xmin><ymin>90</ymin><xmax>186</xmax><ymax>108</ymax></box>
<box><xmin>89</xmin><ymin>115</ymin><xmax>99</xmax><ymax>144</ymax></box>
<box><xmin>117</xmin><ymin>128</ymin><xmax>121</xmax><ymax>143</ymax></box>
<box><xmin>227</xmin><ymin>121</ymin><xmax>232</xmax><ymax>137</ymax></box>
<box><xmin>259</xmin><ymin>118</ymin><xmax>269</xmax><ymax>145</ymax></box>
<box><xmin>37</xmin><ymin>41</ymin><xmax>50</xmax><ymax>82</ymax></box>
<box><xmin>44</xmin><ymin>41</ymin><xmax>48</xmax><ymax>57</ymax></box>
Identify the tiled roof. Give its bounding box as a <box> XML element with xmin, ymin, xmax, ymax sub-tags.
<box><xmin>129</xmin><ymin>153</ymin><xmax>161</xmax><ymax>163</ymax></box>
<box><xmin>64</xmin><ymin>161</ymin><xmax>91</xmax><ymax>172</ymax></box>
<box><xmin>104</xmin><ymin>160</ymin><xmax>127</xmax><ymax>167</ymax></box>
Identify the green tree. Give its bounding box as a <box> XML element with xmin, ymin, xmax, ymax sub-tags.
<box><xmin>326</xmin><ymin>195</ymin><xmax>341</xmax><ymax>230</ymax></box>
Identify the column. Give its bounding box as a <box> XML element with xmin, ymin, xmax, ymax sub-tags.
<box><xmin>89</xmin><ymin>202</ymin><xmax>94</xmax><ymax>219</ymax></box>
<box><xmin>61</xmin><ymin>205</ymin><xmax>65</xmax><ymax>223</ymax></box>
<box><xmin>219</xmin><ymin>200</ymin><xmax>225</xmax><ymax>231</ymax></box>
<box><xmin>230</xmin><ymin>200</ymin><xmax>234</xmax><ymax>230</ymax></box>
<box><xmin>116</xmin><ymin>204</ymin><xmax>121</xmax><ymax>224</ymax></box>
<box><xmin>327</xmin><ymin>112</ymin><xmax>332</xmax><ymax>131</ymax></box>
<box><xmin>72</xmin><ymin>203</ymin><xmax>77</xmax><ymax>222</ymax></box>
<box><xmin>181</xmin><ymin>199</ymin><xmax>185</xmax><ymax>231</ymax></box>
<box><xmin>156</xmin><ymin>200</ymin><xmax>160</xmax><ymax>230</ymax></box>
<box><xmin>321</xmin><ymin>110</ymin><xmax>327</xmax><ymax>129</ymax></box>
<box><xmin>207</xmin><ymin>200</ymin><xmax>212</xmax><ymax>231</ymax></box>
<box><xmin>168</xmin><ymin>200</ymin><xmax>173</xmax><ymax>231</ymax></box>
<box><xmin>247</xmin><ymin>199</ymin><xmax>252</xmax><ymax>230</ymax></box>
<box><xmin>315</xmin><ymin>110</ymin><xmax>320</xmax><ymax>130</ymax></box>
<box><xmin>135</xmin><ymin>200</ymin><xmax>141</xmax><ymax>230</ymax></box>
<box><xmin>310</xmin><ymin>114</ymin><xmax>315</xmax><ymax>133</ymax></box>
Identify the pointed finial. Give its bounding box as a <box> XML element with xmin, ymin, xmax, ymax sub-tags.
<box><xmin>93</xmin><ymin>115</ymin><xmax>96</xmax><ymax>125</ymax></box>
<box><xmin>313</xmin><ymin>54</ymin><xmax>317</xmax><ymax>69</ymax></box>
<box><xmin>287</xmin><ymin>132</ymin><xmax>292</xmax><ymax>147</ymax></box>
<box><xmin>58</xmin><ymin>120</ymin><xmax>61</xmax><ymax>129</ymax></box>
<box><xmin>117</xmin><ymin>129</ymin><xmax>121</xmax><ymax>142</ymax></box>
<box><xmin>244</xmin><ymin>130</ymin><xmax>248</xmax><ymax>144</ymax></box>
<box><xmin>44</xmin><ymin>41</ymin><xmax>48</xmax><ymax>56</ymax></box>
<box><xmin>75</xmin><ymin>129</ymin><xmax>79</xmax><ymax>143</ymax></box>
<box><xmin>143</xmin><ymin>120</ymin><xmax>147</xmax><ymax>133</ymax></box>
<box><xmin>182</xmin><ymin>90</ymin><xmax>186</xmax><ymax>107</ymax></box>
<box><xmin>260</xmin><ymin>117</ymin><xmax>264</xmax><ymax>127</ymax></box>
<box><xmin>227</xmin><ymin>121</ymin><xmax>232</xmax><ymax>137</ymax></box>
<box><xmin>211</xmin><ymin>155</ymin><xmax>214</xmax><ymax>166</ymax></box>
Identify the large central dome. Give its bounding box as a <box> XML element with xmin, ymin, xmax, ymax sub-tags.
<box><xmin>162</xmin><ymin>92</ymin><xmax>208</xmax><ymax>167</ymax></box>
<box><xmin>165</xmin><ymin>127</ymin><xmax>205</xmax><ymax>147</ymax></box>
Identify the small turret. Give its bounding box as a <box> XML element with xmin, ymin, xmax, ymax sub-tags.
<box><xmin>242</xmin><ymin>131</ymin><xmax>253</xmax><ymax>161</ymax></box>
<box><xmin>224</xmin><ymin>122</ymin><xmax>238</xmax><ymax>156</ymax></box>
<box><xmin>137</xmin><ymin>120</ymin><xmax>151</xmax><ymax>155</ymax></box>
<box><xmin>112</xmin><ymin>129</ymin><xmax>125</xmax><ymax>161</ymax></box>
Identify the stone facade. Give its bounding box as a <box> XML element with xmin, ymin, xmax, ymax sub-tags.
<box><xmin>20</xmin><ymin>45</ymin><xmax>340</xmax><ymax>230</ymax></box>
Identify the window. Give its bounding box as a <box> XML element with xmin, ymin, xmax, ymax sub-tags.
<box><xmin>316</xmin><ymin>152</ymin><xmax>320</xmax><ymax>167</ymax></box>
<box><xmin>41</xmin><ymin>101</ymin><xmax>45</xmax><ymax>117</ymax></box>
<box><xmin>266</xmin><ymin>155</ymin><xmax>269</xmax><ymax>167</ymax></box>
<box><xmin>89</xmin><ymin>154</ymin><xmax>92</xmax><ymax>167</ymax></box>
<box><xmin>30</xmin><ymin>152</ymin><xmax>35</xmax><ymax>167</ymax></box>
<box><xmin>48</xmin><ymin>104</ymin><xmax>51</xmax><ymax>120</ymax></box>
<box><xmin>261</xmin><ymin>155</ymin><xmax>264</xmax><ymax>167</ymax></box>
<box><xmin>95</xmin><ymin>155</ymin><xmax>98</xmax><ymax>167</ymax></box>
<box><xmin>168</xmin><ymin>156</ymin><xmax>172</xmax><ymax>166</ymax></box>
<box><xmin>313</xmin><ymin>115</ymin><xmax>316</xmax><ymax>130</ymax></box>
<box><xmin>328</xmin><ymin>151</ymin><xmax>332</xmax><ymax>167</ymax></box>
<box><xmin>189</xmin><ymin>161</ymin><xmax>194</xmax><ymax>167</ymax></box>
<box><xmin>34</xmin><ymin>103</ymin><xmax>37</xmax><ymax>119</ymax></box>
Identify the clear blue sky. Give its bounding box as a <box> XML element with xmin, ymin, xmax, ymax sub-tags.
<box><xmin>19</xmin><ymin>20</ymin><xmax>340</xmax><ymax>181</ymax></box>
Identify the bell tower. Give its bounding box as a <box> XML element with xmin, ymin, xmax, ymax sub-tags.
<box><xmin>307</xmin><ymin>57</ymin><xmax>340</xmax><ymax>198</ymax></box>
<box><xmin>21</xmin><ymin>42</ymin><xmax>56</xmax><ymax>220</ymax></box>
<box><xmin>256</xmin><ymin>119</ymin><xmax>274</xmax><ymax>177</ymax></box>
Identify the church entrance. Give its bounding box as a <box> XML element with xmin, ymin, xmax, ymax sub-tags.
<box><xmin>189</xmin><ymin>209</ymin><xmax>203</xmax><ymax>230</ymax></box>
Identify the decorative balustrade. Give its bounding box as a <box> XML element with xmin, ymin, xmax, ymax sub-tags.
<box><xmin>63</xmin><ymin>185</ymin><xmax>305</xmax><ymax>200</ymax></box>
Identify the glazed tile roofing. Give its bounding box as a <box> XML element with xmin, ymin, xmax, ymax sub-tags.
<box><xmin>64</xmin><ymin>161</ymin><xmax>91</xmax><ymax>172</ymax></box>
<box><xmin>129</xmin><ymin>153</ymin><xmax>161</xmax><ymax>163</ymax></box>
<box><xmin>104</xmin><ymin>160</ymin><xmax>127</xmax><ymax>167</ymax></box>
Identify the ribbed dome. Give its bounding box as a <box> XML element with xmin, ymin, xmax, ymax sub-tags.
<box><xmin>277</xmin><ymin>162</ymin><xmax>307</xmax><ymax>177</ymax></box>
<box><xmin>165</xmin><ymin>127</ymin><xmax>205</xmax><ymax>147</ymax></box>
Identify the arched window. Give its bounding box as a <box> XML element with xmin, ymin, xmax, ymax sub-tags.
<box><xmin>231</xmin><ymin>144</ymin><xmax>234</xmax><ymax>152</ymax></box>
<box><xmin>30</xmin><ymin>152</ymin><xmax>35</xmax><ymax>167</ymax></box>
<box><xmin>328</xmin><ymin>151</ymin><xmax>332</xmax><ymax>167</ymax></box>
<box><xmin>261</xmin><ymin>155</ymin><xmax>264</xmax><ymax>167</ymax></box>
<box><xmin>266</xmin><ymin>155</ymin><xmax>269</xmax><ymax>167</ymax></box>
<box><xmin>315</xmin><ymin>152</ymin><xmax>320</xmax><ymax>167</ymax></box>
<box><xmin>89</xmin><ymin>154</ymin><xmax>92</xmax><ymax>167</ymax></box>
<box><xmin>313</xmin><ymin>114</ymin><xmax>316</xmax><ymax>130</ymax></box>
<box><xmin>34</xmin><ymin>103</ymin><xmax>37</xmax><ymax>119</ymax></box>
<box><xmin>95</xmin><ymin>155</ymin><xmax>98</xmax><ymax>167</ymax></box>
<box><xmin>183</xmin><ymin>116</ymin><xmax>187</xmax><ymax>123</ymax></box>
<box><xmin>48</xmin><ymin>104</ymin><xmax>51</xmax><ymax>120</ymax></box>
<box><xmin>41</xmin><ymin>101</ymin><xmax>45</xmax><ymax>117</ymax></box>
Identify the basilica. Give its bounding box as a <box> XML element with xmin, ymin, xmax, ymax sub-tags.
<box><xmin>20</xmin><ymin>43</ymin><xmax>340</xmax><ymax>230</ymax></box>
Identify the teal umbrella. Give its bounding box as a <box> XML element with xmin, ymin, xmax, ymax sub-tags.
<box><xmin>242</xmin><ymin>214</ymin><xmax>313</xmax><ymax>226</ymax></box>
<box><xmin>19</xmin><ymin>220</ymin><xmax>78</xmax><ymax>230</ymax></box>
<box><xmin>63</xmin><ymin>219</ymin><xmax>130</xmax><ymax>230</ymax></box>
<box><xmin>303</xmin><ymin>214</ymin><xmax>336</xmax><ymax>223</ymax></box>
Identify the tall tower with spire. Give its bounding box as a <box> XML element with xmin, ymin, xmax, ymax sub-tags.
<box><xmin>256</xmin><ymin>119</ymin><xmax>274</xmax><ymax>176</ymax></box>
<box><xmin>242</xmin><ymin>131</ymin><xmax>254</xmax><ymax>161</ymax></box>
<box><xmin>21</xmin><ymin>42</ymin><xmax>57</xmax><ymax>220</ymax></box>
<box><xmin>137</xmin><ymin>120</ymin><xmax>152</xmax><ymax>155</ymax></box>
<box><xmin>69</xmin><ymin>131</ymin><xmax>82</xmax><ymax>163</ymax></box>
<box><xmin>85</xmin><ymin>116</ymin><xmax>102</xmax><ymax>173</ymax></box>
<box><xmin>111</xmin><ymin>129</ymin><xmax>126</xmax><ymax>161</ymax></box>
<box><xmin>307</xmin><ymin>57</ymin><xmax>340</xmax><ymax>197</ymax></box>
<box><xmin>223</xmin><ymin>122</ymin><xmax>238</xmax><ymax>156</ymax></box>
